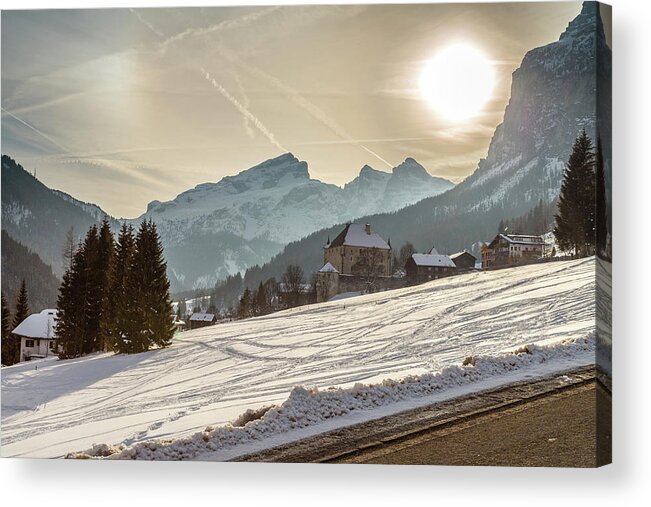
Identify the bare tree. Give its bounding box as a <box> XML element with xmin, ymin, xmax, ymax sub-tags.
<box><xmin>62</xmin><ymin>227</ymin><xmax>76</xmax><ymax>272</ymax></box>
<box><xmin>282</xmin><ymin>264</ymin><xmax>305</xmax><ymax>308</ymax></box>
<box><xmin>352</xmin><ymin>248</ymin><xmax>385</xmax><ymax>293</ymax></box>
<box><xmin>398</xmin><ymin>242</ymin><xmax>416</xmax><ymax>267</ymax></box>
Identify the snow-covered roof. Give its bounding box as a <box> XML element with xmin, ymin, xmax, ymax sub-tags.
<box><xmin>329</xmin><ymin>223</ymin><xmax>390</xmax><ymax>250</ymax></box>
<box><xmin>450</xmin><ymin>250</ymin><xmax>476</xmax><ymax>261</ymax></box>
<box><xmin>499</xmin><ymin>234</ymin><xmax>544</xmax><ymax>245</ymax></box>
<box><xmin>411</xmin><ymin>253</ymin><xmax>456</xmax><ymax>268</ymax></box>
<box><xmin>428</xmin><ymin>246</ymin><xmax>439</xmax><ymax>255</ymax></box>
<box><xmin>12</xmin><ymin>309</ymin><xmax>58</xmax><ymax>339</ymax></box>
<box><xmin>319</xmin><ymin>262</ymin><xmax>338</xmax><ymax>273</ymax></box>
<box><xmin>328</xmin><ymin>291</ymin><xmax>362</xmax><ymax>302</ymax></box>
<box><xmin>190</xmin><ymin>313</ymin><xmax>215</xmax><ymax>322</ymax></box>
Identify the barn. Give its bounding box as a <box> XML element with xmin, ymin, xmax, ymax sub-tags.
<box><xmin>405</xmin><ymin>247</ymin><xmax>456</xmax><ymax>284</ymax></box>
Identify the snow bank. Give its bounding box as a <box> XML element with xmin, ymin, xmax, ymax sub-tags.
<box><xmin>68</xmin><ymin>333</ymin><xmax>595</xmax><ymax>461</ymax></box>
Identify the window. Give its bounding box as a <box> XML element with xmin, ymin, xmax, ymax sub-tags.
<box><xmin>25</xmin><ymin>339</ymin><xmax>35</xmax><ymax>348</ymax></box>
<box><xmin>50</xmin><ymin>341</ymin><xmax>55</xmax><ymax>349</ymax></box>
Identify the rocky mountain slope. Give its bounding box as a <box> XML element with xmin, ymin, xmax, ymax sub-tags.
<box><xmin>2</xmin><ymin>152</ymin><xmax>452</xmax><ymax>292</ymax></box>
<box><xmin>1</xmin><ymin>230</ymin><xmax>60</xmax><ymax>312</ymax></box>
<box><xmin>132</xmin><ymin>153</ymin><xmax>452</xmax><ymax>290</ymax></box>
<box><xmin>232</xmin><ymin>2</ymin><xmax>611</xmax><ymax>291</ymax></box>
<box><xmin>1</xmin><ymin>155</ymin><xmax>113</xmax><ymax>278</ymax></box>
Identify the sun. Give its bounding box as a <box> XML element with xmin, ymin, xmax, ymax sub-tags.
<box><xmin>419</xmin><ymin>44</ymin><xmax>495</xmax><ymax>122</ymax></box>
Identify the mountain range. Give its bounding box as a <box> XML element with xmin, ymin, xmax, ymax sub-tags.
<box><xmin>227</xmin><ymin>1</ymin><xmax>612</xmax><ymax>295</ymax></box>
<box><xmin>1</xmin><ymin>153</ymin><xmax>453</xmax><ymax>293</ymax></box>
<box><xmin>0</xmin><ymin>2</ymin><xmax>610</xmax><ymax>304</ymax></box>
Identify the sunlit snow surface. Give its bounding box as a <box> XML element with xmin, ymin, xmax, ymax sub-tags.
<box><xmin>1</xmin><ymin>258</ymin><xmax>596</xmax><ymax>458</ymax></box>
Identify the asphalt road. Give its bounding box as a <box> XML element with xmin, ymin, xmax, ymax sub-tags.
<box><xmin>234</xmin><ymin>368</ymin><xmax>611</xmax><ymax>467</ymax></box>
<box><xmin>334</xmin><ymin>381</ymin><xmax>611</xmax><ymax>467</ymax></box>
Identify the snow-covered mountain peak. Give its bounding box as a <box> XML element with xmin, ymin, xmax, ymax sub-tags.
<box><xmin>358</xmin><ymin>164</ymin><xmax>385</xmax><ymax>177</ymax></box>
<box><xmin>391</xmin><ymin>157</ymin><xmax>430</xmax><ymax>179</ymax></box>
<box><xmin>208</xmin><ymin>152</ymin><xmax>310</xmax><ymax>193</ymax></box>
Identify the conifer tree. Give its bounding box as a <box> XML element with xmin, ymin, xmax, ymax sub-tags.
<box><xmin>554</xmin><ymin>130</ymin><xmax>596</xmax><ymax>256</ymax></box>
<box><xmin>12</xmin><ymin>280</ymin><xmax>30</xmax><ymax>329</ymax></box>
<box><xmin>129</xmin><ymin>220</ymin><xmax>174</xmax><ymax>351</ymax></box>
<box><xmin>103</xmin><ymin>223</ymin><xmax>135</xmax><ymax>353</ymax></box>
<box><xmin>254</xmin><ymin>282</ymin><xmax>268</xmax><ymax>316</ymax></box>
<box><xmin>1</xmin><ymin>293</ymin><xmax>19</xmax><ymax>366</ymax></box>
<box><xmin>80</xmin><ymin>225</ymin><xmax>103</xmax><ymax>354</ymax></box>
<box><xmin>56</xmin><ymin>243</ymin><xmax>87</xmax><ymax>358</ymax></box>
<box><xmin>238</xmin><ymin>288</ymin><xmax>252</xmax><ymax>319</ymax></box>
<box><xmin>96</xmin><ymin>218</ymin><xmax>115</xmax><ymax>350</ymax></box>
<box><xmin>1</xmin><ymin>293</ymin><xmax>11</xmax><ymax>340</ymax></box>
<box><xmin>595</xmin><ymin>138</ymin><xmax>608</xmax><ymax>256</ymax></box>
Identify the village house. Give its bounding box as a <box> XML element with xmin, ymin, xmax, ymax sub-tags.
<box><xmin>172</xmin><ymin>315</ymin><xmax>187</xmax><ymax>333</ymax></box>
<box><xmin>449</xmin><ymin>250</ymin><xmax>478</xmax><ymax>272</ymax></box>
<box><xmin>189</xmin><ymin>312</ymin><xmax>217</xmax><ymax>329</ymax></box>
<box><xmin>323</xmin><ymin>223</ymin><xmax>392</xmax><ymax>277</ymax></box>
<box><xmin>13</xmin><ymin>309</ymin><xmax>60</xmax><ymax>362</ymax></box>
<box><xmin>405</xmin><ymin>247</ymin><xmax>456</xmax><ymax>284</ymax></box>
<box><xmin>277</xmin><ymin>282</ymin><xmax>315</xmax><ymax>308</ymax></box>
<box><xmin>481</xmin><ymin>234</ymin><xmax>545</xmax><ymax>268</ymax></box>
<box><xmin>316</xmin><ymin>223</ymin><xmax>395</xmax><ymax>303</ymax></box>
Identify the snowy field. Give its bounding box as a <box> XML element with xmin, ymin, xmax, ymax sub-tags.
<box><xmin>1</xmin><ymin>258</ymin><xmax>596</xmax><ymax>459</ymax></box>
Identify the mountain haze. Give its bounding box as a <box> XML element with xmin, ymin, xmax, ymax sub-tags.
<box><xmin>231</xmin><ymin>2</ymin><xmax>611</xmax><ymax>292</ymax></box>
<box><xmin>1</xmin><ymin>155</ymin><xmax>114</xmax><ymax>278</ymax></box>
<box><xmin>132</xmin><ymin>153</ymin><xmax>453</xmax><ymax>290</ymax></box>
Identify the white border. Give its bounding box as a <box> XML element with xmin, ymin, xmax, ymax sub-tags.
<box><xmin>1</xmin><ymin>0</ymin><xmax>649</xmax><ymax>505</ymax></box>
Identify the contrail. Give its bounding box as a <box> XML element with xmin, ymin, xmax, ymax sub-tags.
<box><xmin>231</xmin><ymin>71</ymin><xmax>254</xmax><ymax>139</ymax></box>
<box><xmin>215</xmin><ymin>46</ymin><xmax>393</xmax><ymax>168</ymax></box>
<box><xmin>160</xmin><ymin>7</ymin><xmax>280</xmax><ymax>53</ymax></box>
<box><xmin>200</xmin><ymin>69</ymin><xmax>286</xmax><ymax>152</ymax></box>
<box><xmin>129</xmin><ymin>8</ymin><xmax>165</xmax><ymax>38</ymax></box>
<box><xmin>1</xmin><ymin>107</ymin><xmax>68</xmax><ymax>153</ymax></box>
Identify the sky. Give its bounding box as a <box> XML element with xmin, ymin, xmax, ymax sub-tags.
<box><xmin>1</xmin><ymin>2</ymin><xmax>591</xmax><ymax>218</ymax></box>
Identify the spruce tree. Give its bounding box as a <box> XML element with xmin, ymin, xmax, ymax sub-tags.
<box><xmin>238</xmin><ymin>288</ymin><xmax>252</xmax><ymax>319</ymax></box>
<box><xmin>595</xmin><ymin>138</ymin><xmax>608</xmax><ymax>257</ymax></box>
<box><xmin>96</xmin><ymin>218</ymin><xmax>115</xmax><ymax>350</ymax></box>
<box><xmin>129</xmin><ymin>220</ymin><xmax>173</xmax><ymax>351</ymax></box>
<box><xmin>56</xmin><ymin>243</ymin><xmax>87</xmax><ymax>358</ymax></box>
<box><xmin>554</xmin><ymin>130</ymin><xmax>596</xmax><ymax>256</ymax></box>
<box><xmin>2</xmin><ymin>293</ymin><xmax>19</xmax><ymax>366</ymax></box>
<box><xmin>80</xmin><ymin>225</ymin><xmax>102</xmax><ymax>354</ymax></box>
<box><xmin>254</xmin><ymin>282</ymin><xmax>268</xmax><ymax>316</ymax></box>
<box><xmin>12</xmin><ymin>280</ymin><xmax>30</xmax><ymax>329</ymax></box>
<box><xmin>104</xmin><ymin>223</ymin><xmax>136</xmax><ymax>353</ymax></box>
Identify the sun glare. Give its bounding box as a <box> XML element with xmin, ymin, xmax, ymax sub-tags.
<box><xmin>419</xmin><ymin>44</ymin><xmax>495</xmax><ymax>122</ymax></box>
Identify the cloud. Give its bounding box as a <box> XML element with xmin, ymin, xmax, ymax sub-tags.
<box><xmin>201</xmin><ymin>68</ymin><xmax>286</xmax><ymax>153</ymax></box>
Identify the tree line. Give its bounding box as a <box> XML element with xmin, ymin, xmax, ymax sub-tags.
<box><xmin>56</xmin><ymin>218</ymin><xmax>173</xmax><ymax>358</ymax></box>
<box><xmin>553</xmin><ymin>130</ymin><xmax>606</xmax><ymax>257</ymax></box>
<box><xmin>1</xmin><ymin>280</ymin><xmax>30</xmax><ymax>366</ymax></box>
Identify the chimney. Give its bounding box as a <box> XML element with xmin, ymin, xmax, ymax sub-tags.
<box><xmin>365</xmin><ymin>223</ymin><xmax>371</xmax><ymax>235</ymax></box>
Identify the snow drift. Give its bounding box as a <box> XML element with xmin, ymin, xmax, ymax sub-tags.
<box><xmin>1</xmin><ymin>258</ymin><xmax>597</xmax><ymax>459</ymax></box>
<box><xmin>69</xmin><ymin>333</ymin><xmax>595</xmax><ymax>460</ymax></box>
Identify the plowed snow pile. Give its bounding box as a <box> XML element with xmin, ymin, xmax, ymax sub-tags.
<box><xmin>1</xmin><ymin>258</ymin><xmax>597</xmax><ymax>459</ymax></box>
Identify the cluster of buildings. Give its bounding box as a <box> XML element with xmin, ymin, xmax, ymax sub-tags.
<box><xmin>316</xmin><ymin>222</ymin><xmax>548</xmax><ymax>303</ymax></box>
<box><xmin>7</xmin><ymin>222</ymin><xmax>548</xmax><ymax>364</ymax></box>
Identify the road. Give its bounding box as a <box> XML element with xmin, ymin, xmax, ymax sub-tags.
<box><xmin>234</xmin><ymin>367</ymin><xmax>611</xmax><ymax>467</ymax></box>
